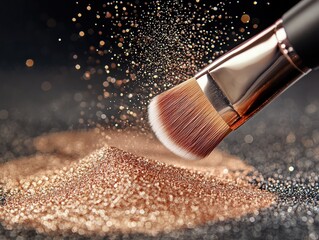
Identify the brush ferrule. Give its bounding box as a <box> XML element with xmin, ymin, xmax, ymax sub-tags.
<box><xmin>195</xmin><ymin>20</ymin><xmax>310</xmax><ymax>129</ymax></box>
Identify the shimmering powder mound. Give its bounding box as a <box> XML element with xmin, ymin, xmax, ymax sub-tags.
<box><xmin>0</xmin><ymin>131</ymin><xmax>275</xmax><ymax>237</ymax></box>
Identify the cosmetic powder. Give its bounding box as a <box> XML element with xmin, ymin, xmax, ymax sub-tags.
<box><xmin>0</xmin><ymin>130</ymin><xmax>275</xmax><ymax>237</ymax></box>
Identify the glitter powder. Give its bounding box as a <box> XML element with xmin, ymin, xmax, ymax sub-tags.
<box><xmin>1</xmin><ymin>0</ymin><xmax>316</xmax><ymax>238</ymax></box>
<box><xmin>71</xmin><ymin>0</ymin><xmax>256</xmax><ymax>130</ymax></box>
<box><xmin>0</xmin><ymin>130</ymin><xmax>275</xmax><ymax>237</ymax></box>
<box><xmin>241</xmin><ymin>14</ymin><xmax>250</xmax><ymax>23</ymax></box>
<box><xmin>25</xmin><ymin>59</ymin><xmax>35</xmax><ymax>68</ymax></box>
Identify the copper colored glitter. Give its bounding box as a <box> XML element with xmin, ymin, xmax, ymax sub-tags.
<box><xmin>0</xmin><ymin>131</ymin><xmax>275</xmax><ymax>236</ymax></box>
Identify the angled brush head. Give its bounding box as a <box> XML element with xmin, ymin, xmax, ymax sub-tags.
<box><xmin>148</xmin><ymin>78</ymin><xmax>231</xmax><ymax>160</ymax></box>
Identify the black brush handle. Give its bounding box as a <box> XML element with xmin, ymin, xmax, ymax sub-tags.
<box><xmin>283</xmin><ymin>0</ymin><xmax>319</xmax><ymax>69</ymax></box>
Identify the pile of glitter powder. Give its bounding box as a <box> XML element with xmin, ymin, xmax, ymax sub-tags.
<box><xmin>0</xmin><ymin>130</ymin><xmax>274</xmax><ymax>237</ymax></box>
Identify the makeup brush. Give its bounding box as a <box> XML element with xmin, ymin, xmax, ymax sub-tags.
<box><xmin>148</xmin><ymin>0</ymin><xmax>319</xmax><ymax>160</ymax></box>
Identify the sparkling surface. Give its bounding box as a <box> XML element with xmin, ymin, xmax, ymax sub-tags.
<box><xmin>1</xmin><ymin>0</ymin><xmax>318</xmax><ymax>239</ymax></box>
<box><xmin>71</xmin><ymin>0</ymin><xmax>260</xmax><ymax>129</ymax></box>
<box><xmin>0</xmin><ymin>131</ymin><xmax>274</xmax><ymax>237</ymax></box>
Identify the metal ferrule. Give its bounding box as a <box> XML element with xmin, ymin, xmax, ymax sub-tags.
<box><xmin>195</xmin><ymin>19</ymin><xmax>311</xmax><ymax>130</ymax></box>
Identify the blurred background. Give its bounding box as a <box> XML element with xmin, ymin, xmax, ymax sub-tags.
<box><xmin>0</xmin><ymin>0</ymin><xmax>303</xmax><ymax>162</ymax></box>
<box><xmin>1</xmin><ymin>0</ymin><xmax>319</xmax><ymax>239</ymax></box>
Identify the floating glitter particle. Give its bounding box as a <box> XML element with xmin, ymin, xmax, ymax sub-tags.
<box><xmin>71</xmin><ymin>0</ymin><xmax>260</xmax><ymax>130</ymax></box>
<box><xmin>25</xmin><ymin>59</ymin><xmax>34</xmax><ymax>68</ymax></box>
<box><xmin>244</xmin><ymin>134</ymin><xmax>254</xmax><ymax>144</ymax></box>
<box><xmin>241</xmin><ymin>14</ymin><xmax>250</xmax><ymax>23</ymax></box>
<box><xmin>41</xmin><ymin>81</ymin><xmax>52</xmax><ymax>92</ymax></box>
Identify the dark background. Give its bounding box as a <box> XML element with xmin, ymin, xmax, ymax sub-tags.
<box><xmin>2</xmin><ymin>0</ymin><xmax>319</xmax><ymax>239</ymax></box>
<box><xmin>0</xmin><ymin>1</ymin><xmax>76</xmax><ymax>68</ymax></box>
<box><xmin>0</xmin><ymin>0</ymin><xmax>301</xmax><ymax>69</ymax></box>
<box><xmin>0</xmin><ymin>0</ymin><xmax>303</xmax><ymax>133</ymax></box>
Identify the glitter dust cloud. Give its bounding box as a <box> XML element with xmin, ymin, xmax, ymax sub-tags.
<box><xmin>2</xmin><ymin>0</ymin><xmax>319</xmax><ymax>239</ymax></box>
<box><xmin>70</xmin><ymin>0</ymin><xmax>267</xmax><ymax>130</ymax></box>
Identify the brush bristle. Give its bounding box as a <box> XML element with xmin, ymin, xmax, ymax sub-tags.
<box><xmin>148</xmin><ymin>78</ymin><xmax>231</xmax><ymax>160</ymax></box>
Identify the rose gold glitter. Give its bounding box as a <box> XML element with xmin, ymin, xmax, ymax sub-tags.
<box><xmin>0</xmin><ymin>130</ymin><xmax>275</xmax><ymax>236</ymax></box>
<box><xmin>33</xmin><ymin>129</ymin><xmax>253</xmax><ymax>176</ymax></box>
